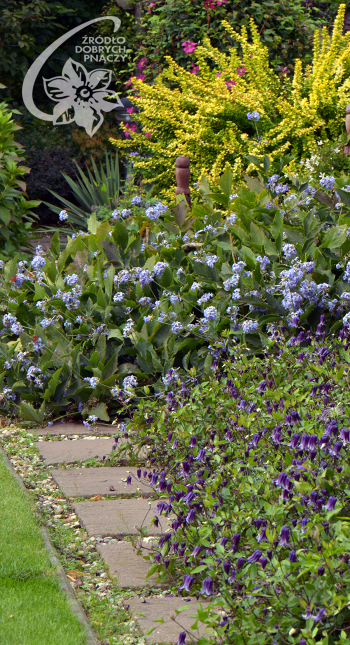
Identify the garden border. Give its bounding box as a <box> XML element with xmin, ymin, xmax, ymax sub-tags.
<box><xmin>0</xmin><ymin>444</ymin><xmax>100</xmax><ymax>645</ymax></box>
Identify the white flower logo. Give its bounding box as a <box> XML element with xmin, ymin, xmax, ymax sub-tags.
<box><xmin>43</xmin><ymin>58</ymin><xmax>119</xmax><ymax>137</ymax></box>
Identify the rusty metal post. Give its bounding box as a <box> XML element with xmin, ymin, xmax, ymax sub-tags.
<box><xmin>344</xmin><ymin>104</ymin><xmax>350</xmax><ymax>156</ymax></box>
<box><xmin>175</xmin><ymin>156</ymin><xmax>191</xmax><ymax>206</ymax></box>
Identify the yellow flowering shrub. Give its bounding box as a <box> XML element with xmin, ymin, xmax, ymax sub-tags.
<box><xmin>112</xmin><ymin>4</ymin><xmax>350</xmax><ymax>197</ymax></box>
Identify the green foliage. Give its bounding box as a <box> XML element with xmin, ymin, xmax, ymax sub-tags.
<box><xmin>134</xmin><ymin>0</ymin><xmax>337</xmax><ymax>74</ymax></box>
<box><xmin>103</xmin><ymin>0</ymin><xmax>338</xmax><ymax>84</ymax></box>
<box><xmin>46</xmin><ymin>151</ymin><xmax>120</xmax><ymax>226</ymax></box>
<box><xmin>0</xmin><ymin>101</ymin><xmax>40</xmax><ymax>258</ymax></box>
<box><xmin>115</xmin><ymin>5</ymin><xmax>350</xmax><ymax>196</ymax></box>
<box><xmin>125</xmin><ymin>336</ymin><xmax>350</xmax><ymax>645</ymax></box>
<box><xmin>2</xmin><ymin>156</ymin><xmax>350</xmax><ymax>422</ymax></box>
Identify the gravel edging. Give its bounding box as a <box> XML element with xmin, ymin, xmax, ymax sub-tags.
<box><xmin>0</xmin><ymin>444</ymin><xmax>100</xmax><ymax>645</ymax></box>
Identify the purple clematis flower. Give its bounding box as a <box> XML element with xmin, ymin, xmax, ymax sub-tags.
<box><xmin>257</xmin><ymin>527</ymin><xmax>268</xmax><ymax>543</ymax></box>
<box><xmin>183</xmin><ymin>491</ymin><xmax>196</xmax><ymax>504</ymax></box>
<box><xmin>289</xmin><ymin>433</ymin><xmax>300</xmax><ymax>448</ymax></box>
<box><xmin>279</xmin><ymin>525</ymin><xmax>290</xmax><ymax>546</ymax></box>
<box><xmin>325</xmin><ymin>496</ymin><xmax>337</xmax><ymax>511</ymax></box>
<box><xmin>329</xmin><ymin>441</ymin><xmax>343</xmax><ymax>457</ymax></box>
<box><xmin>236</xmin><ymin>557</ymin><xmax>245</xmax><ymax>569</ymax></box>
<box><xmin>191</xmin><ymin>545</ymin><xmax>201</xmax><ymax>557</ymax></box>
<box><xmin>186</xmin><ymin>509</ymin><xmax>196</xmax><ymax>523</ymax></box>
<box><xmin>340</xmin><ymin>428</ymin><xmax>350</xmax><ymax>443</ymax></box>
<box><xmin>150</xmin><ymin>473</ymin><xmax>158</xmax><ymax>486</ymax></box>
<box><xmin>233</xmin><ymin>533</ymin><xmax>241</xmax><ymax>549</ymax></box>
<box><xmin>178</xmin><ymin>574</ymin><xmax>194</xmax><ymax>593</ymax></box>
<box><xmin>299</xmin><ymin>435</ymin><xmax>310</xmax><ymax>450</ymax></box>
<box><xmin>289</xmin><ymin>550</ymin><xmax>297</xmax><ymax>563</ymax></box>
<box><xmin>176</xmin><ymin>632</ymin><xmax>187</xmax><ymax>645</ymax></box>
<box><xmin>259</xmin><ymin>557</ymin><xmax>268</xmax><ymax>570</ymax></box>
<box><xmin>308</xmin><ymin>435</ymin><xmax>317</xmax><ymax>450</ymax></box>
<box><xmin>312</xmin><ymin>608</ymin><xmax>326</xmax><ymax>623</ymax></box>
<box><xmin>181</xmin><ymin>461</ymin><xmax>190</xmax><ymax>477</ymax></box>
<box><xmin>201</xmin><ymin>577</ymin><xmax>214</xmax><ymax>595</ymax></box>
<box><xmin>247</xmin><ymin>550</ymin><xmax>262</xmax><ymax>563</ymax></box>
<box><xmin>195</xmin><ymin>449</ymin><xmax>206</xmax><ymax>462</ymax></box>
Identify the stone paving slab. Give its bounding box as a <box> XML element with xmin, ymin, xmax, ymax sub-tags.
<box><xmin>51</xmin><ymin>467</ymin><xmax>154</xmax><ymax>498</ymax></box>
<box><xmin>35</xmin><ymin>422</ymin><xmax>116</xmax><ymax>435</ymax></box>
<box><xmin>73</xmin><ymin>499</ymin><xmax>172</xmax><ymax>537</ymax></box>
<box><xmin>96</xmin><ymin>541</ymin><xmax>163</xmax><ymax>588</ymax></box>
<box><xmin>129</xmin><ymin>596</ymin><xmax>212</xmax><ymax>644</ymax></box>
<box><xmin>36</xmin><ymin>438</ymin><xmax>115</xmax><ymax>465</ymax></box>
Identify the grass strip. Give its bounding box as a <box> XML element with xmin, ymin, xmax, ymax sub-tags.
<box><xmin>0</xmin><ymin>451</ymin><xmax>87</xmax><ymax>645</ymax></box>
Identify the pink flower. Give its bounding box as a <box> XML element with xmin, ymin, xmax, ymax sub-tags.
<box><xmin>144</xmin><ymin>132</ymin><xmax>151</xmax><ymax>137</ymax></box>
<box><xmin>216</xmin><ymin>71</ymin><xmax>224</xmax><ymax>77</ymax></box>
<box><xmin>216</xmin><ymin>0</ymin><xmax>227</xmax><ymax>4</ymax></box>
<box><xmin>237</xmin><ymin>66</ymin><xmax>247</xmax><ymax>76</ymax></box>
<box><xmin>124</xmin><ymin>123</ymin><xmax>137</xmax><ymax>138</ymax></box>
<box><xmin>278</xmin><ymin>65</ymin><xmax>290</xmax><ymax>75</ymax></box>
<box><xmin>190</xmin><ymin>63</ymin><xmax>200</xmax><ymax>75</ymax></box>
<box><xmin>137</xmin><ymin>72</ymin><xmax>145</xmax><ymax>82</ymax></box>
<box><xmin>137</xmin><ymin>58</ymin><xmax>147</xmax><ymax>70</ymax></box>
<box><xmin>126</xmin><ymin>107</ymin><xmax>135</xmax><ymax>114</ymax></box>
<box><xmin>204</xmin><ymin>0</ymin><xmax>215</xmax><ymax>7</ymax></box>
<box><xmin>148</xmin><ymin>2</ymin><xmax>155</xmax><ymax>13</ymax></box>
<box><xmin>182</xmin><ymin>41</ymin><xmax>198</xmax><ymax>54</ymax></box>
<box><xmin>225</xmin><ymin>79</ymin><xmax>236</xmax><ymax>89</ymax></box>
<box><xmin>125</xmin><ymin>77</ymin><xmax>134</xmax><ymax>87</ymax></box>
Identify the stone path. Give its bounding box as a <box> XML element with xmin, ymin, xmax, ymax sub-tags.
<box><xmin>36</xmin><ymin>423</ymin><xmax>206</xmax><ymax>644</ymax></box>
<box><xmin>36</xmin><ymin>438</ymin><xmax>116</xmax><ymax>465</ymax></box>
<box><xmin>52</xmin><ymin>467</ymin><xmax>153</xmax><ymax>498</ymax></box>
<box><xmin>73</xmin><ymin>498</ymin><xmax>171</xmax><ymax>538</ymax></box>
<box><xmin>96</xmin><ymin>541</ymin><xmax>161</xmax><ymax>589</ymax></box>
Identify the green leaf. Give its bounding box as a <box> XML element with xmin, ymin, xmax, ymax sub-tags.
<box><xmin>87</xmin><ymin>212</ymin><xmax>98</xmax><ymax>234</ymax></box>
<box><xmin>113</xmin><ymin>220</ymin><xmax>129</xmax><ymax>250</ymax></box>
<box><xmin>101</xmin><ymin>241</ymin><xmax>123</xmax><ymax>264</ymax></box>
<box><xmin>263</xmin><ymin>155</ymin><xmax>271</xmax><ymax>173</ymax></box>
<box><xmin>146</xmin><ymin>563</ymin><xmax>159</xmax><ymax>578</ymax></box>
<box><xmin>270</xmin><ymin>210</ymin><xmax>283</xmax><ymax>240</ymax></box>
<box><xmin>88</xmin><ymin>402</ymin><xmax>110</xmax><ymax>421</ymax></box>
<box><xmin>19</xmin><ymin>401</ymin><xmax>44</xmax><ymax>425</ymax></box>
<box><xmin>50</xmin><ymin>230</ymin><xmax>60</xmax><ymax>256</ymax></box>
<box><xmin>218</xmin><ymin>166</ymin><xmax>233</xmax><ymax>196</ymax></box>
<box><xmin>47</xmin><ymin>367</ymin><xmax>63</xmax><ymax>397</ymax></box>
<box><xmin>0</xmin><ymin>206</ymin><xmax>11</xmax><ymax>225</ymax></box>
<box><xmin>321</xmin><ymin>226</ymin><xmax>347</xmax><ymax>250</ymax></box>
<box><xmin>244</xmin><ymin>175</ymin><xmax>264</xmax><ymax>195</ymax></box>
<box><xmin>159</xmin><ymin>266</ymin><xmax>173</xmax><ymax>288</ymax></box>
<box><xmin>339</xmin><ymin>347</ymin><xmax>350</xmax><ymax>364</ymax></box>
<box><xmin>250</xmin><ymin>222</ymin><xmax>265</xmax><ymax>246</ymax></box>
<box><xmin>108</xmin><ymin>328</ymin><xmax>123</xmax><ymax>341</ymax></box>
<box><xmin>240</xmin><ymin>245</ymin><xmax>256</xmax><ymax>269</ymax></box>
<box><xmin>104</xmin><ymin>264</ymin><xmax>115</xmax><ymax>299</ymax></box>
<box><xmin>203</xmin><ymin>353</ymin><xmax>213</xmax><ymax>374</ymax></box>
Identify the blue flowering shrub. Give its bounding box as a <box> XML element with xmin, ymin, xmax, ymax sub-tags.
<box><xmin>121</xmin><ymin>331</ymin><xmax>350</xmax><ymax>645</ymax></box>
<box><xmin>1</xmin><ymin>155</ymin><xmax>350</xmax><ymax>423</ymax></box>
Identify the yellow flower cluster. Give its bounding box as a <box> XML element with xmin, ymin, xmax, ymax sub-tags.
<box><xmin>111</xmin><ymin>4</ymin><xmax>350</xmax><ymax>198</ymax></box>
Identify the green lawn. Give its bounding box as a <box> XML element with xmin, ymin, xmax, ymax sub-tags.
<box><xmin>0</xmin><ymin>453</ymin><xmax>87</xmax><ymax>645</ymax></box>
